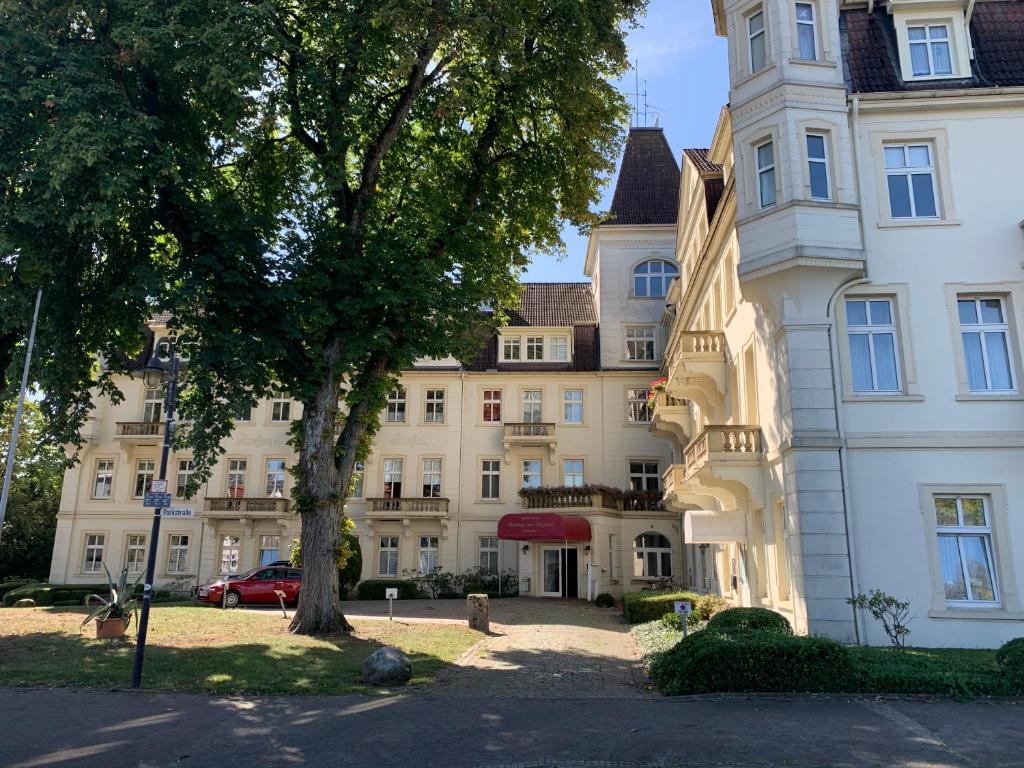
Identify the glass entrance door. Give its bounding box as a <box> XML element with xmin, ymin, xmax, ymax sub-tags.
<box><xmin>542</xmin><ymin>548</ymin><xmax>562</xmax><ymax>596</ymax></box>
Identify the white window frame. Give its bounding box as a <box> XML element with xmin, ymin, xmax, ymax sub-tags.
<box><xmin>933</xmin><ymin>495</ymin><xmax>999</xmax><ymax>606</ymax></box>
<box><xmin>522</xmin><ymin>389</ymin><xmax>543</xmax><ymax>423</ymax></box>
<box><xmin>626</xmin><ymin>389</ymin><xmax>653</xmax><ymax>423</ymax></box>
<box><xmin>625</xmin><ymin>325</ymin><xmax>657</xmax><ymax>361</ymax></box>
<box><xmin>83</xmin><ymin>533</ymin><xmax>105</xmax><ymax>573</ymax></box>
<box><xmin>845</xmin><ymin>298</ymin><xmax>902</xmax><ymax>393</ymax></box>
<box><xmin>382</xmin><ymin>458</ymin><xmax>403</xmax><ymax>499</ymax></box>
<box><xmin>270</xmin><ymin>391</ymin><xmax>291</xmax><ymax>422</ymax></box>
<box><xmin>907</xmin><ymin>23</ymin><xmax>953</xmax><ymax>78</ymax></box>
<box><xmin>956</xmin><ymin>296</ymin><xmax>1017</xmax><ymax>394</ymax></box>
<box><xmin>386</xmin><ymin>387</ymin><xmax>407</xmax><ymax>423</ymax></box>
<box><xmin>632</xmin><ymin>260</ymin><xmax>678</xmax><ymax>299</ymax></box>
<box><xmin>629</xmin><ymin>460</ymin><xmax>660</xmax><ymax>492</ymax></box>
<box><xmin>550</xmin><ymin>336</ymin><xmax>569</xmax><ymax>362</ymax></box>
<box><xmin>562</xmin><ymin>389</ymin><xmax>583</xmax><ymax>424</ymax></box>
<box><xmin>526</xmin><ymin>336</ymin><xmax>544</xmax><ymax>361</ymax></box>
<box><xmin>226</xmin><ymin>458</ymin><xmax>247</xmax><ymax>498</ymax></box>
<box><xmin>167</xmin><ymin>534</ymin><xmax>190</xmax><ymax>574</ymax></box>
<box><xmin>883</xmin><ymin>143</ymin><xmax>939</xmax><ymax>220</ymax></box>
<box><xmin>259</xmin><ymin>534</ymin><xmax>281</xmax><ymax>566</ymax></box>
<box><xmin>479</xmin><ymin>536</ymin><xmax>499</xmax><ymax>575</ymax></box>
<box><xmin>125</xmin><ymin>533</ymin><xmax>147</xmax><ymax>574</ymax></box>
<box><xmin>133</xmin><ymin>459</ymin><xmax>156</xmax><ymax>498</ymax></box>
<box><xmin>421</xmin><ymin>458</ymin><xmax>442</xmax><ymax>498</ymax></box>
<box><xmin>378</xmin><ymin>535</ymin><xmax>399</xmax><ymax>576</ymax></box>
<box><xmin>220</xmin><ymin>534</ymin><xmax>241</xmax><ymax>574</ymax></box>
<box><xmin>482</xmin><ymin>388</ymin><xmax>502</xmax><ymax>423</ymax></box>
<box><xmin>175</xmin><ymin>458</ymin><xmax>195</xmax><ymax>498</ymax></box>
<box><xmin>480</xmin><ymin>459</ymin><xmax>501</xmax><ymax>500</ymax></box>
<box><xmin>562</xmin><ymin>459</ymin><xmax>584</xmax><ymax>487</ymax></box>
<box><xmin>265</xmin><ymin>459</ymin><xmax>286</xmax><ymax>497</ymax></box>
<box><xmin>424</xmin><ymin>389</ymin><xmax>445</xmax><ymax>423</ymax></box>
<box><xmin>502</xmin><ymin>336</ymin><xmax>521</xmax><ymax>361</ymax></box>
<box><xmin>633</xmin><ymin>533</ymin><xmax>673</xmax><ymax>579</ymax></box>
<box><xmin>351</xmin><ymin>460</ymin><xmax>365</xmax><ymax>498</ymax></box>
<box><xmin>756</xmin><ymin>140</ymin><xmax>776</xmax><ymax>209</ymax></box>
<box><xmin>748</xmin><ymin>8</ymin><xmax>767</xmax><ymax>73</ymax></box>
<box><xmin>521</xmin><ymin>459</ymin><xmax>542</xmax><ymax>489</ymax></box>
<box><xmin>418</xmin><ymin>535</ymin><xmax>440</xmax><ymax>575</ymax></box>
<box><xmin>806</xmin><ymin>132</ymin><xmax>830</xmax><ymax>201</ymax></box>
<box><xmin>142</xmin><ymin>386</ymin><xmax>164</xmax><ymax>423</ymax></box>
<box><xmin>795</xmin><ymin>1</ymin><xmax>818</xmax><ymax>60</ymax></box>
<box><xmin>93</xmin><ymin>458</ymin><xmax>115</xmax><ymax>499</ymax></box>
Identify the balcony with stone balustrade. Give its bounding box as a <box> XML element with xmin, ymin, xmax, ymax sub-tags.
<box><xmin>649</xmin><ymin>391</ymin><xmax>691</xmax><ymax>446</ymax></box>
<box><xmin>662</xmin><ymin>331</ymin><xmax>728</xmax><ymax>419</ymax></box>
<box><xmin>502</xmin><ymin>422</ymin><xmax>557</xmax><ymax>464</ymax></box>
<box><xmin>662</xmin><ymin>424</ymin><xmax>766</xmax><ymax>513</ymax></box>
<box><xmin>114</xmin><ymin>421</ymin><xmax>165</xmax><ymax>445</ymax></box>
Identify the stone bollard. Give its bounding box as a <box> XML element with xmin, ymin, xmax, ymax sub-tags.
<box><xmin>466</xmin><ymin>593</ymin><xmax>489</xmax><ymax>633</ymax></box>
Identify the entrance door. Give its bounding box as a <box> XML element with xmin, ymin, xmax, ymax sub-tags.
<box><xmin>542</xmin><ymin>548</ymin><xmax>562</xmax><ymax>596</ymax></box>
<box><xmin>562</xmin><ymin>548</ymin><xmax>579</xmax><ymax>599</ymax></box>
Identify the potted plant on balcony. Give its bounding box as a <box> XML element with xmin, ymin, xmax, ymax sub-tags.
<box><xmin>82</xmin><ymin>566</ymin><xmax>141</xmax><ymax>640</ymax></box>
<box><xmin>648</xmin><ymin>377</ymin><xmax>667</xmax><ymax>406</ymax></box>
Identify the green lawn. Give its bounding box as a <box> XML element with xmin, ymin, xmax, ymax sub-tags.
<box><xmin>0</xmin><ymin>605</ymin><xmax>481</xmax><ymax>695</ymax></box>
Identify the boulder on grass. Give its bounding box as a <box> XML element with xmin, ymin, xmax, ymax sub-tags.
<box><xmin>361</xmin><ymin>646</ymin><xmax>412</xmax><ymax>686</ymax></box>
<box><xmin>13</xmin><ymin>598</ymin><xmax>35</xmax><ymax>608</ymax></box>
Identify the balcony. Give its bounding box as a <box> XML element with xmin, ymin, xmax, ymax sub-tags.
<box><xmin>663</xmin><ymin>331</ymin><xmax>727</xmax><ymax>419</ymax></box>
<box><xmin>366</xmin><ymin>497</ymin><xmax>450</xmax><ymax>515</ymax></box>
<box><xmin>663</xmin><ymin>425</ymin><xmax>765</xmax><ymax>511</ymax></box>
<box><xmin>649</xmin><ymin>391</ymin><xmax>691</xmax><ymax>445</ymax></box>
<box><xmin>520</xmin><ymin>488</ymin><xmax>619</xmax><ymax>511</ymax></box>
<box><xmin>114</xmin><ymin>421</ymin><xmax>164</xmax><ymax>445</ymax></box>
<box><xmin>203</xmin><ymin>497</ymin><xmax>291</xmax><ymax>518</ymax></box>
<box><xmin>502</xmin><ymin>422</ymin><xmax>557</xmax><ymax>464</ymax></box>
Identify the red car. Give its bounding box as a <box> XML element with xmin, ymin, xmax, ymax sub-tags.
<box><xmin>197</xmin><ymin>565</ymin><xmax>301</xmax><ymax>608</ymax></box>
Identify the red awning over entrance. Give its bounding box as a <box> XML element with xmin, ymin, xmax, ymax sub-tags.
<box><xmin>497</xmin><ymin>512</ymin><xmax>592</xmax><ymax>542</ymax></box>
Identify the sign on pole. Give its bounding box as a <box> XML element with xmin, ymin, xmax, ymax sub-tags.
<box><xmin>385</xmin><ymin>587</ymin><xmax>398</xmax><ymax>621</ymax></box>
<box><xmin>160</xmin><ymin>507</ymin><xmax>194</xmax><ymax>518</ymax></box>
<box><xmin>143</xmin><ymin>492</ymin><xmax>172</xmax><ymax>508</ymax></box>
<box><xmin>149</xmin><ymin>480</ymin><xmax>168</xmax><ymax>493</ymax></box>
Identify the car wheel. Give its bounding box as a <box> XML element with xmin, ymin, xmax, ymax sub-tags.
<box><xmin>224</xmin><ymin>590</ymin><xmax>241</xmax><ymax>609</ymax></box>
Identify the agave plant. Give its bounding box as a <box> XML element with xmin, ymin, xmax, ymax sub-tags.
<box><xmin>81</xmin><ymin>565</ymin><xmax>142</xmax><ymax>630</ymax></box>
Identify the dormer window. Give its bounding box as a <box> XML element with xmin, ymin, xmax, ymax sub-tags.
<box><xmin>908</xmin><ymin>24</ymin><xmax>952</xmax><ymax>77</ymax></box>
<box><xmin>633</xmin><ymin>260</ymin><xmax>679</xmax><ymax>298</ymax></box>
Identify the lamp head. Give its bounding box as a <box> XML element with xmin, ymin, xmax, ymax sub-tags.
<box><xmin>138</xmin><ymin>356</ymin><xmax>167</xmax><ymax>389</ymax></box>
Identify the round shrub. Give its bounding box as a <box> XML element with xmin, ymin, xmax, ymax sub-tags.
<box><xmin>996</xmin><ymin>637</ymin><xmax>1024</xmax><ymax>692</ymax></box>
<box><xmin>660</xmin><ymin>612</ymin><xmax>683</xmax><ymax>631</ymax></box>
<box><xmin>650</xmin><ymin>629</ymin><xmax>856</xmax><ymax>695</ymax></box>
<box><xmin>594</xmin><ymin>593</ymin><xmax>615</xmax><ymax>608</ymax></box>
<box><xmin>705</xmin><ymin>607</ymin><xmax>792</xmax><ymax>635</ymax></box>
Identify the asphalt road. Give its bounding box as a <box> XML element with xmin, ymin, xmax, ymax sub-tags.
<box><xmin>1</xmin><ymin>688</ymin><xmax>1021</xmax><ymax>768</ymax></box>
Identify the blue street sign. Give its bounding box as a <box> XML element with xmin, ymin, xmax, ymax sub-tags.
<box><xmin>143</xmin><ymin>491</ymin><xmax>172</xmax><ymax>508</ymax></box>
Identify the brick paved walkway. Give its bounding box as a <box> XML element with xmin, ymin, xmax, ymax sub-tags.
<box><xmin>426</xmin><ymin>598</ymin><xmax>650</xmax><ymax>699</ymax></box>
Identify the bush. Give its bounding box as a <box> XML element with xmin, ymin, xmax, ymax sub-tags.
<box><xmin>594</xmin><ymin>592</ymin><xmax>614</xmax><ymax>608</ymax></box>
<box><xmin>996</xmin><ymin>637</ymin><xmax>1024</xmax><ymax>691</ymax></box>
<box><xmin>0</xmin><ymin>579</ymin><xmax>39</xmax><ymax>599</ymax></box>
<box><xmin>622</xmin><ymin>590</ymin><xmax>702</xmax><ymax>624</ymax></box>
<box><xmin>850</xmin><ymin>646</ymin><xmax>1011</xmax><ymax>699</ymax></box>
<box><xmin>650</xmin><ymin>629</ymin><xmax>857</xmax><ymax>695</ymax></box>
<box><xmin>705</xmin><ymin>607</ymin><xmax>792</xmax><ymax>635</ymax></box>
<box><xmin>692</xmin><ymin>594</ymin><xmax>728</xmax><ymax>622</ymax></box>
<box><xmin>463</xmin><ymin>582</ymin><xmax>486</xmax><ymax>596</ymax></box>
<box><xmin>356</xmin><ymin>579</ymin><xmax>419</xmax><ymax>600</ymax></box>
<box><xmin>660</xmin><ymin>612</ymin><xmax>683</xmax><ymax>631</ymax></box>
<box><xmin>2</xmin><ymin>581</ymin><xmax>183</xmax><ymax>607</ymax></box>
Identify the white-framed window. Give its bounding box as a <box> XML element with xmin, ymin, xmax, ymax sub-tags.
<box><xmin>526</xmin><ymin>336</ymin><xmax>544</xmax><ymax>360</ymax></box>
<box><xmin>93</xmin><ymin>458</ymin><xmax>115</xmax><ymax>499</ymax></box>
<box><xmin>481</xmin><ymin>459</ymin><xmax>500</xmax><ymax>500</ymax></box>
<box><xmin>550</xmin><ymin>336</ymin><xmax>569</xmax><ymax>361</ymax></box>
<box><xmin>846</xmin><ymin>298</ymin><xmax>900</xmax><ymax>392</ymax></box>
<box><xmin>957</xmin><ymin>296</ymin><xmax>1015</xmax><ymax>393</ymax></box>
<box><xmin>795</xmin><ymin>2</ymin><xmax>817</xmax><ymax>60</ymax></box>
<box><xmin>270</xmin><ymin>391</ymin><xmax>291</xmax><ymax>422</ymax></box>
<box><xmin>634</xmin><ymin>532</ymin><xmax>672</xmax><ymax>578</ymax></box>
<box><xmin>142</xmin><ymin>386</ymin><xmax>164</xmax><ymax>423</ymax></box>
<box><xmin>125</xmin><ymin>534</ymin><xmax>146</xmax><ymax>574</ymax></box>
<box><xmin>629</xmin><ymin>460</ymin><xmax>660</xmax><ymax>492</ymax></box>
<box><xmin>234</xmin><ymin>401</ymin><xmax>252</xmax><ymax>421</ymax></box>
<box><xmin>226</xmin><ymin>458</ymin><xmax>247</xmax><ymax>497</ymax></box>
<box><xmin>418</xmin><ymin>535</ymin><xmax>440</xmax><ymax>575</ymax></box>
<box><xmin>562</xmin><ymin>389</ymin><xmax>583</xmax><ymax>424</ymax></box>
<box><xmin>482</xmin><ymin>389</ymin><xmax>502</xmax><ymax>423</ymax></box>
<box><xmin>386</xmin><ymin>388</ymin><xmax>406</xmax><ymax>423</ymax></box>
<box><xmin>175</xmin><ymin>459</ymin><xmax>195</xmax><ymax>498</ymax></box>
<box><xmin>259</xmin><ymin>534</ymin><xmax>280</xmax><ymax>566</ymax></box>
<box><xmin>422</xmin><ymin>458</ymin><xmax>442</xmax><ymax>498</ymax></box>
<box><xmin>522</xmin><ymin>389</ymin><xmax>543</xmax><ymax>423</ymax></box>
<box><xmin>479</xmin><ymin>536</ymin><xmax>499</xmax><ymax>575</ymax></box>
<box><xmin>220</xmin><ymin>534</ymin><xmax>240</xmax><ymax>574</ymax></box>
<box><xmin>562</xmin><ymin>459</ymin><xmax>584</xmax><ymax>487</ymax></box>
<box><xmin>633</xmin><ymin>260</ymin><xmax>679</xmax><ymax>298</ymax></box>
<box><xmin>424</xmin><ymin>389</ymin><xmax>445</xmax><ymax>422</ymax></box>
<box><xmin>265</xmin><ymin>459</ymin><xmax>286</xmax><ymax>497</ymax></box>
<box><xmin>522</xmin><ymin>459</ymin><xmax>542</xmax><ymax>489</ymax></box>
<box><xmin>884</xmin><ymin>144</ymin><xmax>937</xmax><ymax>219</ymax></box>
<box><xmin>383</xmin><ymin>458</ymin><xmax>403</xmax><ymax>498</ymax></box>
<box><xmin>351</xmin><ymin>461</ymin><xmax>365</xmax><ymax>498</ymax></box>
<box><xmin>748</xmin><ymin>8</ymin><xmax>766</xmax><ymax>72</ymax></box>
<box><xmin>133</xmin><ymin>459</ymin><xmax>156</xmax><ymax>498</ymax></box>
<box><xmin>626</xmin><ymin>326</ymin><xmax>656</xmax><ymax>361</ymax></box>
<box><xmin>756</xmin><ymin>140</ymin><xmax>776</xmax><ymax>209</ymax></box>
<box><xmin>908</xmin><ymin>24</ymin><xmax>952</xmax><ymax>77</ymax></box>
<box><xmin>502</xmin><ymin>336</ymin><xmax>521</xmax><ymax>361</ymax></box>
<box><xmin>83</xmin><ymin>533</ymin><xmax>105</xmax><ymax>573</ymax></box>
<box><xmin>167</xmin><ymin>534</ymin><xmax>189</xmax><ymax>574</ymax></box>
<box><xmin>378</xmin><ymin>536</ymin><xmax>399</xmax><ymax>576</ymax></box>
<box><xmin>806</xmin><ymin>133</ymin><xmax>830</xmax><ymax>200</ymax></box>
<box><xmin>934</xmin><ymin>495</ymin><xmax>998</xmax><ymax>604</ymax></box>
<box><xmin>627</xmin><ymin>389</ymin><xmax>653</xmax><ymax>423</ymax></box>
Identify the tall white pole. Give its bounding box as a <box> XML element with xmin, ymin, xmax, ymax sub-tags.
<box><xmin>0</xmin><ymin>289</ymin><xmax>43</xmax><ymax>539</ymax></box>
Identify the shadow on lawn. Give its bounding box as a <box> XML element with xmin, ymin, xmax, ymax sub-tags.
<box><xmin>1</xmin><ymin>630</ymin><xmax>450</xmax><ymax>695</ymax></box>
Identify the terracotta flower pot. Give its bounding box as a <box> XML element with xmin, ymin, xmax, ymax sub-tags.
<box><xmin>95</xmin><ymin>617</ymin><xmax>128</xmax><ymax>640</ymax></box>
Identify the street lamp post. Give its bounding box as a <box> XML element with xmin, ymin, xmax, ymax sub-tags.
<box><xmin>131</xmin><ymin>337</ymin><xmax>180</xmax><ymax>689</ymax></box>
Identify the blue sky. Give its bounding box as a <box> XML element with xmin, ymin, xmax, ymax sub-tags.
<box><xmin>522</xmin><ymin>0</ymin><xmax>729</xmax><ymax>282</ymax></box>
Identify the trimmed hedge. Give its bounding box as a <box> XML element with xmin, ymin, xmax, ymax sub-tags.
<box><xmin>594</xmin><ymin>592</ymin><xmax>615</xmax><ymax>608</ymax></box>
<box><xmin>356</xmin><ymin>579</ymin><xmax>419</xmax><ymax>600</ymax></box>
<box><xmin>623</xmin><ymin>590</ymin><xmax>701</xmax><ymax>624</ymax></box>
<box><xmin>996</xmin><ymin>637</ymin><xmax>1024</xmax><ymax>690</ymax></box>
<box><xmin>850</xmin><ymin>646</ymin><xmax>1012</xmax><ymax>698</ymax></box>
<box><xmin>650</xmin><ymin>629</ymin><xmax>857</xmax><ymax>695</ymax></box>
<box><xmin>0</xmin><ymin>579</ymin><xmax>39</xmax><ymax>599</ymax></box>
<box><xmin>705</xmin><ymin>607</ymin><xmax>792</xmax><ymax>635</ymax></box>
<box><xmin>2</xmin><ymin>582</ymin><xmax>176</xmax><ymax>607</ymax></box>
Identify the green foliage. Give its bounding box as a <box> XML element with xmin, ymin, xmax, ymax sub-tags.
<box><xmin>622</xmin><ymin>590</ymin><xmax>702</xmax><ymax>624</ymax></box>
<box><xmin>81</xmin><ymin>566</ymin><xmax>141</xmax><ymax>628</ymax></box>
<box><xmin>356</xmin><ymin>580</ymin><xmax>420</xmax><ymax>601</ymax></box>
<box><xmin>0</xmin><ymin>578</ymin><xmax>38</xmax><ymax>598</ymax></box>
<box><xmin>288</xmin><ymin>518</ymin><xmax>361</xmax><ymax>595</ymax></box>
<box><xmin>705</xmin><ymin>607</ymin><xmax>793</xmax><ymax>635</ymax></box>
<box><xmin>848</xmin><ymin>589</ymin><xmax>912</xmax><ymax>649</ymax></box>
<box><xmin>415</xmin><ymin>568</ymin><xmax>519</xmax><ymax>599</ymax></box>
<box><xmin>2</xmin><ymin>580</ymin><xmax>176</xmax><ymax>607</ymax></box>
<box><xmin>659</xmin><ymin>612</ymin><xmax>684</xmax><ymax>631</ymax></box>
<box><xmin>996</xmin><ymin>637</ymin><xmax>1024</xmax><ymax>691</ymax></box>
<box><xmin>650</xmin><ymin>630</ymin><xmax>857</xmax><ymax>696</ymax></box>
<box><xmin>0</xmin><ymin>400</ymin><xmax>64</xmax><ymax>581</ymax></box>
<box><xmin>594</xmin><ymin>592</ymin><xmax>615</xmax><ymax>608</ymax></box>
<box><xmin>850</xmin><ymin>646</ymin><xmax>1012</xmax><ymax>699</ymax></box>
<box><xmin>632</xmin><ymin>618</ymin><xmax>685</xmax><ymax>664</ymax></box>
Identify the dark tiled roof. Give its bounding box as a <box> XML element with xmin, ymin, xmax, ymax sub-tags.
<box><xmin>505</xmin><ymin>283</ymin><xmax>597</xmax><ymax>327</ymax></box>
<box><xmin>464</xmin><ymin>324</ymin><xmax>600</xmax><ymax>372</ymax></box>
<box><xmin>682</xmin><ymin>148</ymin><xmax>722</xmax><ymax>176</ymax></box>
<box><xmin>842</xmin><ymin>3</ymin><xmax>1024</xmax><ymax>93</ymax></box>
<box><xmin>606</xmin><ymin>128</ymin><xmax>680</xmax><ymax>226</ymax></box>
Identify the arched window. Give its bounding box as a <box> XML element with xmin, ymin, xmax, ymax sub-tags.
<box><xmin>634</xmin><ymin>532</ymin><xmax>672</xmax><ymax>578</ymax></box>
<box><xmin>633</xmin><ymin>260</ymin><xmax>679</xmax><ymax>298</ymax></box>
